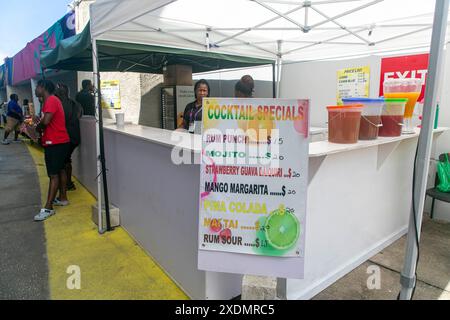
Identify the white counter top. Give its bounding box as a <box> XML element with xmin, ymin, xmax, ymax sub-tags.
<box><xmin>102</xmin><ymin>121</ymin><xmax>448</xmax><ymax>158</ymax></box>
<box><xmin>104</xmin><ymin>123</ymin><xmax>203</xmax><ymax>152</ymax></box>
<box><xmin>309</xmin><ymin>127</ymin><xmax>448</xmax><ymax>157</ymax></box>
<box><xmin>310</xmin><ymin>126</ymin><xmax>328</xmax><ymax>135</ymax></box>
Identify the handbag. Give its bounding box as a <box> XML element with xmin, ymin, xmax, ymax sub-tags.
<box><xmin>437</xmin><ymin>153</ymin><xmax>450</xmax><ymax>193</ymax></box>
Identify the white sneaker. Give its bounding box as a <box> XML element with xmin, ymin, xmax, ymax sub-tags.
<box><xmin>53</xmin><ymin>198</ymin><xmax>69</xmax><ymax>206</ymax></box>
<box><xmin>34</xmin><ymin>208</ymin><xmax>55</xmax><ymax>221</ymax></box>
<box><xmin>1</xmin><ymin>139</ymin><xmax>10</xmax><ymax>145</ymax></box>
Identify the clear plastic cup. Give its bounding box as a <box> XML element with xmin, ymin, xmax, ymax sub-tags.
<box><xmin>327</xmin><ymin>105</ymin><xmax>363</xmax><ymax>144</ymax></box>
<box><xmin>383</xmin><ymin>79</ymin><xmax>422</xmax><ymax>134</ymax></box>
<box><xmin>342</xmin><ymin>98</ymin><xmax>384</xmax><ymax>140</ymax></box>
<box><xmin>379</xmin><ymin>98</ymin><xmax>408</xmax><ymax>137</ymax></box>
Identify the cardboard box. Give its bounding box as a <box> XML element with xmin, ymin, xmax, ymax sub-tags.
<box><xmin>164</xmin><ymin>64</ymin><xmax>193</xmax><ymax>86</ymax></box>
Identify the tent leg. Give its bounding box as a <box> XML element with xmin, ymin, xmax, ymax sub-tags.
<box><xmin>399</xmin><ymin>0</ymin><xmax>449</xmax><ymax>300</ymax></box>
<box><xmin>272</xmin><ymin>63</ymin><xmax>276</xmax><ymax>98</ymax></box>
<box><xmin>92</xmin><ymin>38</ymin><xmax>104</xmax><ymax>234</ymax></box>
<box><xmin>92</xmin><ymin>38</ymin><xmax>112</xmax><ymax>233</ymax></box>
<box><xmin>276</xmin><ymin>40</ymin><xmax>283</xmax><ymax>98</ymax></box>
<box><xmin>276</xmin><ymin>59</ymin><xmax>282</xmax><ymax>98</ymax></box>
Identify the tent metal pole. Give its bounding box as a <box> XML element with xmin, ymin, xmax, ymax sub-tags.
<box><xmin>96</xmin><ymin>0</ymin><xmax>177</xmax><ymax>38</ymax></box>
<box><xmin>126</xmin><ymin>22</ymin><xmax>443</xmax><ymax>33</ymax></box>
<box><xmin>96</xmin><ymin>57</ymin><xmax>112</xmax><ymax>232</ymax></box>
<box><xmin>92</xmin><ymin>37</ymin><xmax>112</xmax><ymax>233</ymax></box>
<box><xmin>276</xmin><ymin>40</ymin><xmax>283</xmax><ymax>98</ymax></box>
<box><xmin>286</xmin><ymin>44</ymin><xmax>432</xmax><ymax>63</ymax></box>
<box><xmin>275</xmin><ymin>39</ymin><xmax>285</xmax><ymax>299</ymax></box>
<box><xmin>92</xmin><ymin>38</ymin><xmax>104</xmax><ymax>234</ymax></box>
<box><xmin>399</xmin><ymin>0</ymin><xmax>449</xmax><ymax>300</ymax></box>
<box><xmin>253</xmin><ymin>0</ymin><xmax>305</xmax><ymax>31</ymax></box>
<box><xmin>272</xmin><ymin>63</ymin><xmax>276</xmax><ymax>98</ymax></box>
<box><xmin>375</xmin><ymin>26</ymin><xmax>434</xmax><ymax>45</ymax></box>
<box><xmin>131</xmin><ymin>21</ymin><xmax>206</xmax><ymax>48</ymax></box>
<box><xmin>260</xmin><ymin>0</ymin><xmax>365</xmax><ymax>5</ymax></box>
<box><xmin>214</xmin><ymin>4</ymin><xmax>305</xmax><ymax>45</ymax></box>
<box><xmin>283</xmin><ymin>26</ymin><xmax>367</xmax><ymax>55</ymax></box>
<box><xmin>310</xmin><ymin>5</ymin><xmax>372</xmax><ymax>44</ymax></box>
<box><xmin>309</xmin><ymin>0</ymin><xmax>383</xmax><ymax>30</ymax></box>
<box><xmin>220</xmin><ymin>40</ymin><xmax>368</xmax><ymax>47</ymax></box>
<box><xmin>212</xmin><ymin>29</ymin><xmax>278</xmax><ymax>56</ymax></box>
<box><xmin>305</xmin><ymin>5</ymin><xmax>308</xmax><ymax>27</ymax></box>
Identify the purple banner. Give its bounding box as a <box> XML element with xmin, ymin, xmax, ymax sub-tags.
<box><xmin>8</xmin><ymin>11</ymin><xmax>76</xmax><ymax>85</ymax></box>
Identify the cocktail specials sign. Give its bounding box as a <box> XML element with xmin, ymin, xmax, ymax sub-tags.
<box><xmin>199</xmin><ymin>98</ymin><xmax>309</xmax><ymax>262</ymax></box>
<box><xmin>337</xmin><ymin>66</ymin><xmax>370</xmax><ymax>104</ymax></box>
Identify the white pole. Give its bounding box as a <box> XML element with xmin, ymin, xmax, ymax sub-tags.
<box><xmin>399</xmin><ymin>0</ymin><xmax>449</xmax><ymax>300</ymax></box>
<box><xmin>276</xmin><ymin>40</ymin><xmax>283</xmax><ymax>98</ymax></box>
<box><xmin>275</xmin><ymin>39</ymin><xmax>286</xmax><ymax>299</ymax></box>
<box><xmin>91</xmin><ymin>37</ymin><xmax>104</xmax><ymax>234</ymax></box>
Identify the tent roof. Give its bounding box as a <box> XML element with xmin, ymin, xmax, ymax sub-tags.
<box><xmin>40</xmin><ymin>22</ymin><xmax>274</xmax><ymax>73</ymax></box>
<box><xmin>90</xmin><ymin>0</ymin><xmax>450</xmax><ymax>61</ymax></box>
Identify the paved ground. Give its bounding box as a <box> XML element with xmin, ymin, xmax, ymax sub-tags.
<box><xmin>0</xmin><ymin>135</ymin><xmax>49</xmax><ymax>299</ymax></box>
<box><xmin>26</xmin><ymin>141</ymin><xmax>188</xmax><ymax>300</ymax></box>
<box><xmin>313</xmin><ymin>216</ymin><xmax>450</xmax><ymax>300</ymax></box>
<box><xmin>0</xmin><ymin>130</ymin><xmax>188</xmax><ymax>300</ymax></box>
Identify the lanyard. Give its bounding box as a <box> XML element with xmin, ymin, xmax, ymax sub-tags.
<box><xmin>190</xmin><ymin>105</ymin><xmax>202</xmax><ymax>123</ymax></box>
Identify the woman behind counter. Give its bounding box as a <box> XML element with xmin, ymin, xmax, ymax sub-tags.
<box><xmin>179</xmin><ymin>79</ymin><xmax>210</xmax><ymax>133</ymax></box>
<box><xmin>235</xmin><ymin>75</ymin><xmax>255</xmax><ymax>98</ymax></box>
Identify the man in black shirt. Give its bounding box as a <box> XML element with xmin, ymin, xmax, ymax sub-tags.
<box><xmin>56</xmin><ymin>83</ymin><xmax>82</xmax><ymax>191</ymax></box>
<box><xmin>75</xmin><ymin>80</ymin><xmax>95</xmax><ymax>116</ymax></box>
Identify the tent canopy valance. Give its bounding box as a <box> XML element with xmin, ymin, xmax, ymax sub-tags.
<box><xmin>40</xmin><ymin>23</ymin><xmax>274</xmax><ymax>73</ymax></box>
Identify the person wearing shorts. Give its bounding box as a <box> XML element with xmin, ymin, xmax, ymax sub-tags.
<box><xmin>2</xmin><ymin>94</ymin><xmax>23</xmax><ymax>145</ymax></box>
<box><xmin>34</xmin><ymin>80</ymin><xmax>71</xmax><ymax>222</ymax></box>
<box><xmin>55</xmin><ymin>83</ymin><xmax>82</xmax><ymax>191</ymax></box>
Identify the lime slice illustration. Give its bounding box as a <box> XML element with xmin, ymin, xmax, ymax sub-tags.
<box><xmin>265</xmin><ymin>209</ymin><xmax>300</xmax><ymax>250</ymax></box>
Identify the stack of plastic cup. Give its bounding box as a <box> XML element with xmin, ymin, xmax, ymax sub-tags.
<box><xmin>383</xmin><ymin>78</ymin><xmax>422</xmax><ymax>134</ymax></box>
<box><xmin>342</xmin><ymin>98</ymin><xmax>384</xmax><ymax>140</ymax></box>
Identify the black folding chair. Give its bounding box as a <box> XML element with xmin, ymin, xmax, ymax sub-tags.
<box><xmin>426</xmin><ymin>153</ymin><xmax>450</xmax><ymax>219</ymax></box>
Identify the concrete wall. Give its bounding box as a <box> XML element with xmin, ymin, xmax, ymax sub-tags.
<box><xmin>78</xmin><ymin>71</ymin><xmax>143</xmax><ymax>124</ymax></box>
<box><xmin>6</xmin><ymin>83</ymin><xmax>33</xmax><ymax>105</ymax></box>
<box><xmin>48</xmin><ymin>71</ymin><xmax>78</xmax><ymax>100</ymax></box>
<box><xmin>280</xmin><ymin>56</ymin><xmax>381</xmax><ymax>127</ymax></box>
<box><xmin>207</xmin><ymin>79</ymin><xmax>274</xmax><ymax>99</ymax></box>
<box><xmin>139</xmin><ymin>74</ymin><xmax>164</xmax><ymax>128</ymax></box>
<box><xmin>6</xmin><ymin>71</ymin><xmax>79</xmax><ymax>116</ymax></box>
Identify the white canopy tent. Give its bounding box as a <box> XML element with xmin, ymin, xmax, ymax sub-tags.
<box><xmin>90</xmin><ymin>0</ymin><xmax>450</xmax><ymax>61</ymax></box>
<box><xmin>89</xmin><ymin>0</ymin><xmax>450</xmax><ymax>300</ymax></box>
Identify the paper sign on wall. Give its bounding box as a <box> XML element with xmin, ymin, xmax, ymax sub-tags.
<box><xmin>337</xmin><ymin>66</ymin><xmax>370</xmax><ymax>104</ymax></box>
<box><xmin>199</xmin><ymin>98</ymin><xmax>309</xmax><ymax>262</ymax></box>
<box><xmin>101</xmin><ymin>80</ymin><xmax>121</xmax><ymax>109</ymax></box>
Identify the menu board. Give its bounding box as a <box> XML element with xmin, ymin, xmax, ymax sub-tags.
<box><xmin>101</xmin><ymin>80</ymin><xmax>121</xmax><ymax>109</ymax></box>
<box><xmin>199</xmin><ymin>98</ymin><xmax>309</xmax><ymax>259</ymax></box>
<box><xmin>337</xmin><ymin>66</ymin><xmax>370</xmax><ymax>104</ymax></box>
